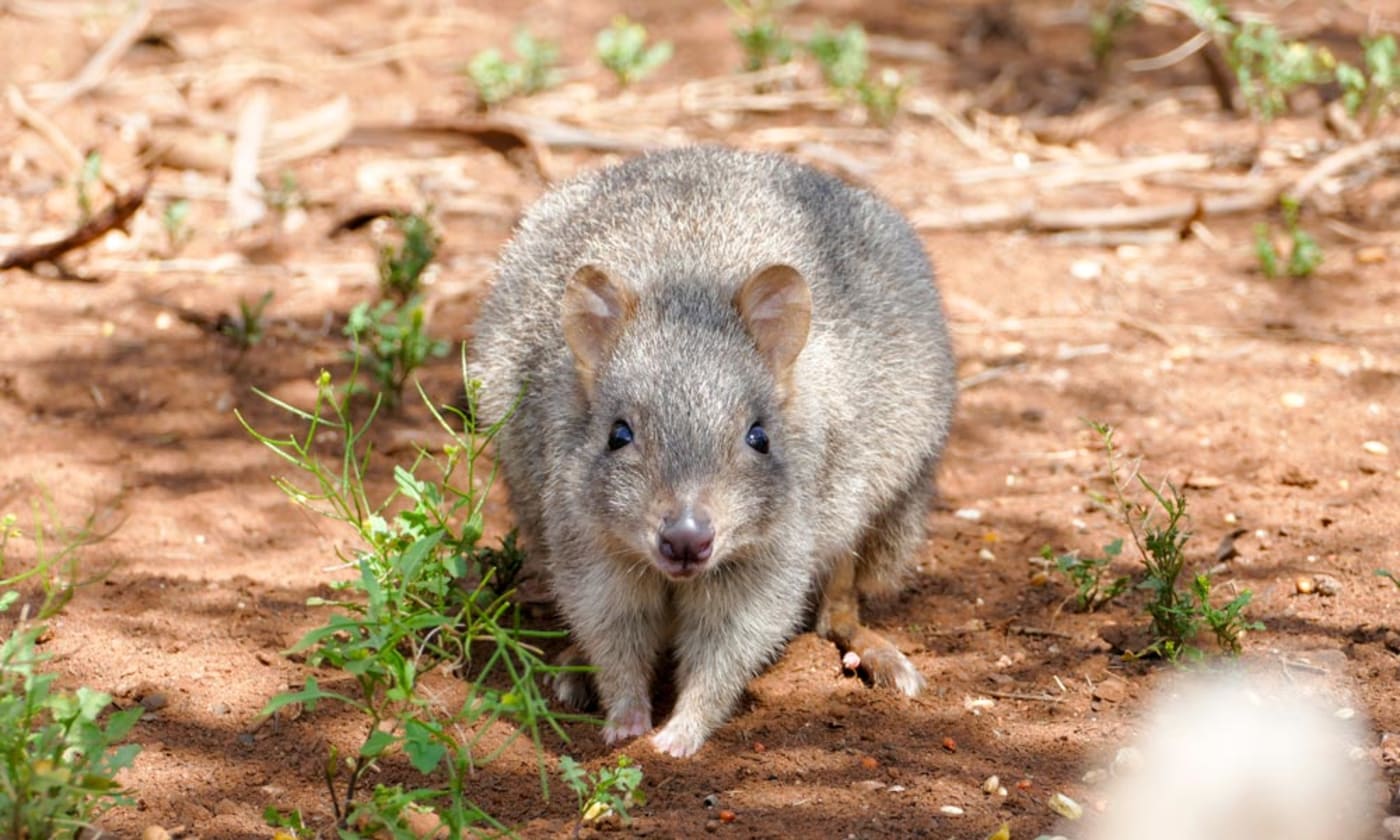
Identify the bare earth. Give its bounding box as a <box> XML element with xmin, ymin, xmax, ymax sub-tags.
<box><xmin>1</xmin><ymin>1</ymin><xmax>1397</xmax><ymax>838</ymax></box>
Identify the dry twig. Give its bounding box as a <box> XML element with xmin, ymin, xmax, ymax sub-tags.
<box><xmin>0</xmin><ymin>177</ymin><xmax>152</xmax><ymax>275</ymax></box>
<box><xmin>35</xmin><ymin>0</ymin><xmax>155</xmax><ymax>109</ymax></box>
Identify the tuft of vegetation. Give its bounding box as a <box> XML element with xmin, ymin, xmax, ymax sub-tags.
<box><xmin>74</xmin><ymin>151</ymin><xmax>103</xmax><ymax>223</ymax></box>
<box><xmin>1337</xmin><ymin>34</ymin><xmax>1400</xmax><ymax>128</ymax></box>
<box><xmin>595</xmin><ymin>16</ymin><xmax>673</xmax><ymax>87</ymax></box>
<box><xmin>1223</xmin><ymin>19</ymin><xmax>1333</xmax><ymax>124</ymax></box>
<box><xmin>725</xmin><ymin>0</ymin><xmax>797</xmax><ymax>72</ymax></box>
<box><xmin>1090</xmin><ymin>0</ymin><xmax>1144</xmax><ymax>70</ymax></box>
<box><xmin>560</xmin><ymin>754</ymin><xmax>647</xmax><ymax>830</ymax></box>
<box><xmin>239</xmin><ymin>369</ymin><xmax>591</xmax><ymax>836</ymax></box>
<box><xmin>1</xmin><ymin>505</ymin><xmax>140</xmax><ymax>839</ymax></box>
<box><xmin>377</xmin><ymin>213</ymin><xmax>440</xmax><ymax>304</ymax></box>
<box><xmin>1254</xmin><ymin>195</ymin><xmax>1323</xmax><ymax>279</ymax></box>
<box><xmin>344</xmin><ymin>299</ymin><xmax>449</xmax><ymax>410</ymax></box>
<box><xmin>803</xmin><ymin>21</ymin><xmax>906</xmax><ymax>125</ymax></box>
<box><xmin>1088</xmin><ymin>422</ymin><xmax>1261</xmax><ymax>661</ymax></box>
<box><xmin>160</xmin><ymin>198</ymin><xmax>192</xmax><ymax>255</ymax></box>
<box><xmin>466</xmin><ymin>29</ymin><xmax>563</xmax><ymax>109</ymax></box>
<box><xmin>217</xmin><ymin>290</ymin><xmax>274</xmax><ymax>352</ymax></box>
<box><xmin>806</xmin><ymin>23</ymin><xmax>868</xmax><ymax>90</ymax></box>
<box><xmin>1045</xmin><ymin>538</ymin><xmax>1131</xmax><ymax>613</ymax></box>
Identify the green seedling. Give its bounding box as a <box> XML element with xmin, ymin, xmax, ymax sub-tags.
<box><xmin>1255</xmin><ymin>195</ymin><xmax>1323</xmax><ymax>279</ymax></box>
<box><xmin>595</xmin><ymin>16</ymin><xmax>673</xmax><ymax>87</ymax></box>
<box><xmin>265</xmin><ymin>171</ymin><xmax>305</xmax><ymax>215</ymax></box>
<box><xmin>75</xmin><ymin>151</ymin><xmax>103</xmax><ymax>222</ymax></box>
<box><xmin>1337</xmin><ymin>34</ymin><xmax>1399</xmax><ymax>128</ymax></box>
<box><xmin>217</xmin><ymin>291</ymin><xmax>274</xmax><ymax>352</ymax></box>
<box><xmin>377</xmin><ymin>213</ymin><xmax>439</xmax><ymax>303</ymax></box>
<box><xmin>1</xmin><ymin>505</ymin><xmax>139</xmax><ymax>839</ymax></box>
<box><xmin>857</xmin><ymin>68</ymin><xmax>907</xmax><ymax>126</ymax></box>
<box><xmin>806</xmin><ymin>23</ymin><xmax>868</xmax><ymax>90</ymax></box>
<box><xmin>240</xmin><ymin>369</ymin><xmax>580</xmax><ymax>834</ymax></box>
<box><xmin>1089</xmin><ymin>421</ymin><xmax>1260</xmax><ymax>660</ymax></box>
<box><xmin>725</xmin><ymin>0</ymin><xmax>797</xmax><ymax>72</ymax></box>
<box><xmin>1377</xmin><ymin>569</ymin><xmax>1400</xmax><ymax>590</ymax></box>
<box><xmin>263</xmin><ymin>806</ymin><xmax>314</xmax><ymax>840</ymax></box>
<box><xmin>161</xmin><ymin>199</ymin><xmax>192</xmax><ymax>255</ymax></box>
<box><xmin>1045</xmin><ymin>538</ymin><xmax>1131</xmax><ymax>613</ymax></box>
<box><xmin>1228</xmin><ymin>21</ymin><xmax>1333</xmax><ymax>123</ymax></box>
<box><xmin>466</xmin><ymin>29</ymin><xmax>562</xmax><ymax>109</ymax></box>
<box><xmin>560</xmin><ymin>754</ymin><xmax>647</xmax><ymax>829</ymax></box>
<box><xmin>344</xmin><ymin>298</ymin><xmax>449</xmax><ymax>409</ymax></box>
<box><xmin>1090</xmin><ymin>0</ymin><xmax>1143</xmax><ymax>69</ymax></box>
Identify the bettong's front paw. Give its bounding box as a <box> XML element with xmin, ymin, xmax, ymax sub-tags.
<box><xmin>650</xmin><ymin>714</ymin><xmax>708</xmax><ymax>758</ymax></box>
<box><xmin>602</xmin><ymin>701</ymin><xmax>653</xmax><ymax>745</ymax></box>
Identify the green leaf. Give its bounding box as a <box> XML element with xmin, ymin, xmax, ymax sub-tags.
<box><xmin>361</xmin><ymin>727</ymin><xmax>397</xmax><ymax>758</ymax></box>
<box><xmin>404</xmin><ymin>720</ymin><xmax>446</xmax><ymax>773</ymax></box>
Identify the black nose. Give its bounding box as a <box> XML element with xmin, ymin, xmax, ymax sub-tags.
<box><xmin>659</xmin><ymin>512</ymin><xmax>714</xmax><ymax>567</ymax></box>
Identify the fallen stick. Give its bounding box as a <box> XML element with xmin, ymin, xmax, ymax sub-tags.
<box><xmin>1287</xmin><ymin>135</ymin><xmax>1400</xmax><ymax>204</ymax></box>
<box><xmin>38</xmin><ymin>0</ymin><xmax>154</xmax><ymax>109</ymax></box>
<box><xmin>0</xmin><ymin>177</ymin><xmax>151</xmax><ymax>274</ymax></box>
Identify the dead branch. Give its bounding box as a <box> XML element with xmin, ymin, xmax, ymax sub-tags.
<box><xmin>0</xmin><ymin>177</ymin><xmax>151</xmax><ymax>274</ymax></box>
<box><xmin>345</xmin><ymin>118</ymin><xmax>554</xmax><ymax>181</ymax></box>
<box><xmin>37</xmin><ymin>0</ymin><xmax>154</xmax><ymax>109</ymax></box>
<box><xmin>1288</xmin><ymin>136</ymin><xmax>1400</xmax><ymax>205</ymax></box>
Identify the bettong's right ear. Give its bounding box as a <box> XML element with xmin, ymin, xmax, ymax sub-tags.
<box><xmin>561</xmin><ymin>265</ymin><xmax>637</xmax><ymax>396</ymax></box>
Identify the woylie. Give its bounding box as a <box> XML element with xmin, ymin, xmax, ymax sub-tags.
<box><xmin>470</xmin><ymin>146</ymin><xmax>956</xmax><ymax>757</ymax></box>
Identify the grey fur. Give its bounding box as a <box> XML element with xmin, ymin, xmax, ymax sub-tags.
<box><xmin>469</xmin><ymin>146</ymin><xmax>956</xmax><ymax>757</ymax></box>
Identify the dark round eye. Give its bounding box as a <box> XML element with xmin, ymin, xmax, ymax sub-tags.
<box><xmin>607</xmin><ymin>420</ymin><xmax>634</xmax><ymax>451</ymax></box>
<box><xmin>745</xmin><ymin>422</ymin><xmax>769</xmax><ymax>454</ymax></box>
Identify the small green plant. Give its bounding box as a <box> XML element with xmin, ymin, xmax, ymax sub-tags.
<box><xmin>263</xmin><ymin>805</ymin><xmax>314</xmax><ymax>840</ymax></box>
<box><xmin>1228</xmin><ymin>21</ymin><xmax>1333</xmax><ymax>123</ymax></box>
<box><xmin>1255</xmin><ymin>195</ymin><xmax>1323</xmax><ymax>279</ymax></box>
<box><xmin>377</xmin><ymin>213</ymin><xmax>440</xmax><ymax>304</ymax></box>
<box><xmin>161</xmin><ymin>199</ymin><xmax>192</xmax><ymax>255</ymax></box>
<box><xmin>857</xmin><ymin>68</ymin><xmax>907</xmax><ymax>127</ymax></box>
<box><xmin>265</xmin><ymin>171</ymin><xmax>305</xmax><ymax>215</ymax></box>
<box><xmin>344</xmin><ymin>299</ymin><xmax>449</xmax><ymax>409</ymax></box>
<box><xmin>1089</xmin><ymin>0</ymin><xmax>1143</xmax><ymax>69</ymax></box>
<box><xmin>725</xmin><ymin>0</ymin><xmax>796</xmax><ymax>72</ymax></box>
<box><xmin>217</xmin><ymin>290</ymin><xmax>274</xmax><ymax>352</ymax></box>
<box><xmin>240</xmin><ymin>369</ymin><xmax>580</xmax><ymax>834</ymax></box>
<box><xmin>1045</xmin><ymin>538</ymin><xmax>1131</xmax><ymax>613</ymax></box>
<box><xmin>1377</xmin><ymin>569</ymin><xmax>1400</xmax><ymax>589</ymax></box>
<box><xmin>1336</xmin><ymin>34</ymin><xmax>1399</xmax><ymax>128</ymax></box>
<box><xmin>560</xmin><ymin>754</ymin><xmax>647</xmax><ymax>829</ymax></box>
<box><xmin>595</xmin><ymin>16</ymin><xmax>673</xmax><ymax>87</ymax></box>
<box><xmin>803</xmin><ymin>22</ymin><xmax>905</xmax><ymax>125</ymax></box>
<box><xmin>806</xmin><ymin>23</ymin><xmax>868</xmax><ymax>90</ymax></box>
<box><xmin>74</xmin><ymin>151</ymin><xmax>102</xmax><ymax>222</ymax></box>
<box><xmin>1</xmin><ymin>506</ymin><xmax>140</xmax><ymax>838</ymax></box>
<box><xmin>466</xmin><ymin>29</ymin><xmax>563</xmax><ymax>108</ymax></box>
<box><xmin>1089</xmin><ymin>421</ymin><xmax>1260</xmax><ymax>660</ymax></box>
<box><xmin>1192</xmin><ymin>574</ymin><xmax>1259</xmax><ymax>655</ymax></box>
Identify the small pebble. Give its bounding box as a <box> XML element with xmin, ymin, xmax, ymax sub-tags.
<box><xmin>1082</xmin><ymin>768</ymin><xmax>1109</xmax><ymax>785</ymax></box>
<box><xmin>982</xmin><ymin>775</ymin><xmax>1001</xmax><ymax>794</ymax></box>
<box><xmin>1296</xmin><ymin>576</ymin><xmax>1317</xmax><ymax>595</ymax></box>
<box><xmin>1335</xmin><ymin>707</ymin><xmax>1356</xmax><ymax>720</ymax></box>
<box><xmin>1070</xmin><ymin>259</ymin><xmax>1102</xmax><ymax>280</ymax></box>
<box><xmin>1281</xmin><ymin>392</ymin><xmax>1306</xmax><ymax>408</ymax></box>
<box><xmin>210</xmin><ymin>702</ymin><xmax>230</xmax><ymax>716</ymax></box>
<box><xmin>718</xmin><ymin>809</ymin><xmax>736</xmax><ymax>823</ymax></box>
<box><xmin>1363</xmin><ymin>440</ymin><xmax>1389</xmax><ymax>456</ymax></box>
<box><xmin>142</xmin><ymin>827</ymin><xmax>172</xmax><ymax>840</ymax></box>
<box><xmin>842</xmin><ymin>651</ymin><xmax>861</xmax><ymax>671</ymax></box>
<box><xmin>941</xmin><ymin>737</ymin><xmax>958</xmax><ymax>753</ymax></box>
<box><xmin>859</xmin><ymin>755</ymin><xmax>879</xmax><ymax>770</ymax></box>
<box><xmin>1315</xmin><ymin>574</ymin><xmax>1342</xmax><ymax>596</ymax></box>
<box><xmin>139</xmin><ymin>693</ymin><xmax>168</xmax><ymax>712</ymax></box>
<box><xmin>888</xmin><ymin>784</ymin><xmax>906</xmax><ymax>793</ymax></box>
<box><xmin>939</xmin><ymin>805</ymin><xmax>964</xmax><ymax>816</ymax></box>
<box><xmin>954</xmin><ymin>508</ymin><xmax>983</xmax><ymax>521</ymax></box>
<box><xmin>978</xmin><ymin>547</ymin><xmax>995</xmax><ymax>561</ymax></box>
<box><xmin>702</xmin><ymin>794</ymin><xmax>719</xmax><ymax>809</ymax></box>
<box><xmin>852</xmin><ymin>780</ymin><xmax>886</xmax><ymax>793</ymax></box>
<box><xmin>1048</xmin><ymin>792</ymin><xmax>1083</xmax><ymax>820</ymax></box>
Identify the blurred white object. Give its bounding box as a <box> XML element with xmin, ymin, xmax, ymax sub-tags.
<box><xmin>1085</xmin><ymin>670</ymin><xmax>1378</xmax><ymax>840</ymax></box>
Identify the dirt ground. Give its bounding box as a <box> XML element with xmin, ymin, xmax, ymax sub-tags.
<box><xmin>1</xmin><ymin>0</ymin><xmax>1398</xmax><ymax>838</ymax></box>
